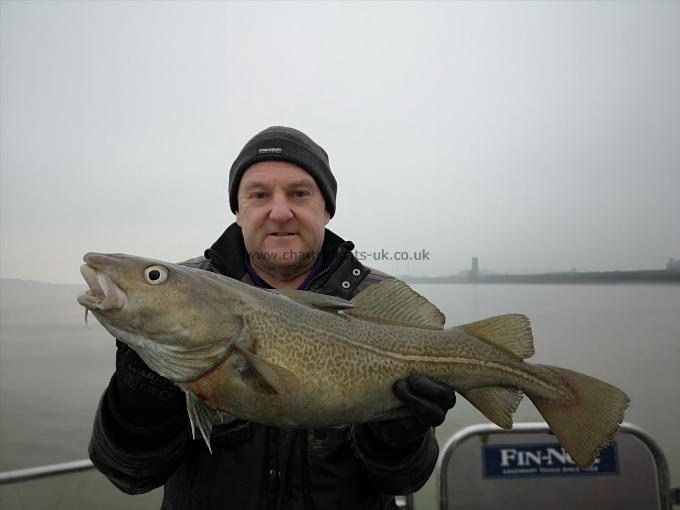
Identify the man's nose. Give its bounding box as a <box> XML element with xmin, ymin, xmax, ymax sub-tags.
<box><xmin>269</xmin><ymin>192</ymin><xmax>294</xmax><ymax>223</ymax></box>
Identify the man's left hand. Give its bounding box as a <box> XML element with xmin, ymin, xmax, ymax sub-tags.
<box><xmin>366</xmin><ymin>373</ymin><xmax>456</xmax><ymax>448</ymax></box>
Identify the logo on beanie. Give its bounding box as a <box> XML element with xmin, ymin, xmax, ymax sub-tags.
<box><xmin>258</xmin><ymin>147</ymin><xmax>283</xmax><ymax>155</ymax></box>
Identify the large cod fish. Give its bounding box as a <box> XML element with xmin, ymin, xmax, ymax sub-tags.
<box><xmin>78</xmin><ymin>253</ymin><xmax>629</xmax><ymax>468</ymax></box>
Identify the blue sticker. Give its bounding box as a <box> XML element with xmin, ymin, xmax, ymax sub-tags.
<box><xmin>482</xmin><ymin>441</ymin><xmax>619</xmax><ymax>479</ymax></box>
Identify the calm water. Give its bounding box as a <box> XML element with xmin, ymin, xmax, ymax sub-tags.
<box><xmin>1</xmin><ymin>280</ymin><xmax>679</xmax><ymax>509</ymax></box>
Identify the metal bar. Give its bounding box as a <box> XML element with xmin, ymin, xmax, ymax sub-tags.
<box><xmin>0</xmin><ymin>459</ymin><xmax>94</xmax><ymax>486</ymax></box>
<box><xmin>621</xmin><ymin>422</ymin><xmax>674</xmax><ymax>510</ymax></box>
<box><xmin>437</xmin><ymin>421</ymin><xmax>676</xmax><ymax>510</ymax></box>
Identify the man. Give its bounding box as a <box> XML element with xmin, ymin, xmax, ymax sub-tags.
<box><xmin>89</xmin><ymin>126</ymin><xmax>456</xmax><ymax>509</ymax></box>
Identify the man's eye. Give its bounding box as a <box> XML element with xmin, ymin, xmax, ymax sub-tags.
<box><xmin>292</xmin><ymin>190</ymin><xmax>309</xmax><ymax>198</ymax></box>
<box><xmin>252</xmin><ymin>192</ymin><xmax>267</xmax><ymax>200</ymax></box>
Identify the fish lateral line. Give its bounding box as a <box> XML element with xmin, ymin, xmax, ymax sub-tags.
<box><xmin>324</xmin><ymin>333</ymin><xmax>561</xmax><ymax>396</ymax></box>
<box><xmin>264</xmin><ymin>318</ymin><xmax>563</xmax><ymax>397</ymax></box>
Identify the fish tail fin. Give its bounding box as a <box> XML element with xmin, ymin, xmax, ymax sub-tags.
<box><xmin>530</xmin><ymin>365</ymin><xmax>629</xmax><ymax>468</ymax></box>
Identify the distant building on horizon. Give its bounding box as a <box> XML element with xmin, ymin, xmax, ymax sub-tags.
<box><xmin>471</xmin><ymin>257</ymin><xmax>479</xmax><ymax>280</ymax></box>
<box><xmin>667</xmin><ymin>258</ymin><xmax>680</xmax><ymax>271</ymax></box>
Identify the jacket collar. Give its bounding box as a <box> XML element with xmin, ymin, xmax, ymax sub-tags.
<box><xmin>204</xmin><ymin>222</ymin><xmax>354</xmax><ymax>281</ymax></box>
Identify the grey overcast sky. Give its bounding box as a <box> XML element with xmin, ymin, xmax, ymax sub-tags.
<box><xmin>1</xmin><ymin>1</ymin><xmax>679</xmax><ymax>284</ymax></box>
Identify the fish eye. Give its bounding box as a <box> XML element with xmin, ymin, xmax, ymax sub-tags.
<box><xmin>144</xmin><ymin>265</ymin><xmax>168</xmax><ymax>285</ymax></box>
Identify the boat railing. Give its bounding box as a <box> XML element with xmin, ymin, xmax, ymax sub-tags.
<box><xmin>2</xmin><ymin>422</ymin><xmax>678</xmax><ymax>510</ymax></box>
<box><xmin>0</xmin><ymin>458</ymin><xmax>414</xmax><ymax>509</ymax></box>
<box><xmin>438</xmin><ymin>421</ymin><xmax>680</xmax><ymax>510</ymax></box>
<box><xmin>0</xmin><ymin>459</ymin><xmax>94</xmax><ymax>486</ymax></box>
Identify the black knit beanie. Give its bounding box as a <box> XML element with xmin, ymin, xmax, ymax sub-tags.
<box><xmin>228</xmin><ymin>126</ymin><xmax>337</xmax><ymax>217</ymax></box>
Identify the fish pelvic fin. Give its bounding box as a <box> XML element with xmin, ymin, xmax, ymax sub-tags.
<box><xmin>347</xmin><ymin>279</ymin><xmax>445</xmax><ymax>330</ymax></box>
<box><xmin>457</xmin><ymin>314</ymin><xmax>534</xmax><ymax>359</ymax></box>
<box><xmin>185</xmin><ymin>391</ymin><xmax>217</xmax><ymax>453</ymax></box>
<box><xmin>529</xmin><ymin>365</ymin><xmax>630</xmax><ymax>469</ymax></box>
<box><xmin>464</xmin><ymin>387</ymin><xmax>524</xmax><ymax>429</ymax></box>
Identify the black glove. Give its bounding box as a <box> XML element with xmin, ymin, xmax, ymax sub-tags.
<box><xmin>366</xmin><ymin>374</ymin><xmax>456</xmax><ymax>449</ymax></box>
<box><xmin>108</xmin><ymin>340</ymin><xmax>186</xmax><ymax>431</ymax></box>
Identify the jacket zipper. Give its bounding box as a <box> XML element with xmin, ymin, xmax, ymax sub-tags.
<box><xmin>302</xmin><ymin>246</ymin><xmax>347</xmax><ymax>291</ymax></box>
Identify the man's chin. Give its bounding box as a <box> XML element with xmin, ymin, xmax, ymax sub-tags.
<box><xmin>254</xmin><ymin>257</ymin><xmax>316</xmax><ymax>281</ymax></box>
<box><xmin>252</xmin><ymin>243</ymin><xmax>317</xmax><ymax>266</ymax></box>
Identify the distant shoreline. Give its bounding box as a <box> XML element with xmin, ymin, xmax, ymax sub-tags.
<box><xmin>402</xmin><ymin>270</ymin><xmax>680</xmax><ymax>285</ymax></box>
<box><xmin>3</xmin><ymin>270</ymin><xmax>680</xmax><ymax>288</ymax></box>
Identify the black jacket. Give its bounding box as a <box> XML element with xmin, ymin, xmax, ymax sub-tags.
<box><xmin>89</xmin><ymin>224</ymin><xmax>439</xmax><ymax>509</ymax></box>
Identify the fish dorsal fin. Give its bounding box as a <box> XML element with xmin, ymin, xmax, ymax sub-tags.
<box><xmin>457</xmin><ymin>314</ymin><xmax>534</xmax><ymax>359</ymax></box>
<box><xmin>465</xmin><ymin>387</ymin><xmax>524</xmax><ymax>429</ymax></box>
<box><xmin>235</xmin><ymin>344</ymin><xmax>302</xmax><ymax>395</ymax></box>
<box><xmin>272</xmin><ymin>289</ymin><xmax>355</xmax><ymax>313</ymax></box>
<box><xmin>346</xmin><ymin>279</ymin><xmax>445</xmax><ymax>330</ymax></box>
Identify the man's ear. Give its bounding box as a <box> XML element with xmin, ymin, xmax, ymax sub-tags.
<box><xmin>235</xmin><ymin>209</ymin><xmax>241</xmax><ymax>227</ymax></box>
<box><xmin>324</xmin><ymin>210</ymin><xmax>331</xmax><ymax>226</ymax></box>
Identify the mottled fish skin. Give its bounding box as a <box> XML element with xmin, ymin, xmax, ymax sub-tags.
<box><xmin>78</xmin><ymin>252</ymin><xmax>629</xmax><ymax>468</ymax></box>
<box><xmin>190</xmin><ymin>293</ymin><xmax>564</xmax><ymax>428</ymax></box>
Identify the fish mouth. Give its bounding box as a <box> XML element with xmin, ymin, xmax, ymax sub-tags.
<box><xmin>77</xmin><ymin>263</ymin><xmax>128</xmax><ymax>313</ymax></box>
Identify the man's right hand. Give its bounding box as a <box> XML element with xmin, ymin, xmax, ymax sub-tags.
<box><xmin>110</xmin><ymin>340</ymin><xmax>186</xmax><ymax>428</ymax></box>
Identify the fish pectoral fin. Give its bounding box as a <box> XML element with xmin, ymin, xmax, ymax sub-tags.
<box><xmin>185</xmin><ymin>391</ymin><xmax>217</xmax><ymax>453</ymax></box>
<box><xmin>464</xmin><ymin>386</ymin><xmax>524</xmax><ymax>430</ymax></box>
<box><xmin>456</xmin><ymin>314</ymin><xmax>534</xmax><ymax>359</ymax></box>
<box><xmin>347</xmin><ymin>279</ymin><xmax>445</xmax><ymax>330</ymax></box>
<box><xmin>130</xmin><ymin>335</ymin><xmax>232</xmax><ymax>384</ymax></box>
<box><xmin>235</xmin><ymin>345</ymin><xmax>302</xmax><ymax>395</ymax></box>
<box><xmin>272</xmin><ymin>289</ymin><xmax>355</xmax><ymax>313</ymax></box>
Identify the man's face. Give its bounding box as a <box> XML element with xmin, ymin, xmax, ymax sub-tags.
<box><xmin>236</xmin><ymin>161</ymin><xmax>330</xmax><ymax>278</ymax></box>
